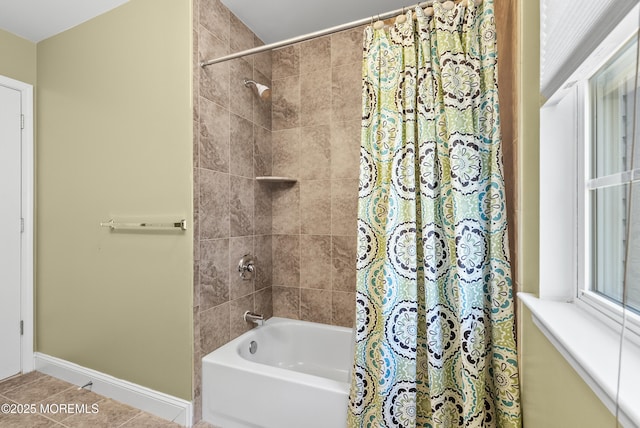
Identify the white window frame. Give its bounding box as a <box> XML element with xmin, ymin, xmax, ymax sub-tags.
<box><xmin>574</xmin><ymin>37</ymin><xmax>640</xmax><ymax>344</ymax></box>
<box><xmin>538</xmin><ymin>4</ymin><xmax>640</xmax><ymax>340</ymax></box>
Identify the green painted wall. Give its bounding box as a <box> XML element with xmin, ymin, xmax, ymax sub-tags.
<box><xmin>36</xmin><ymin>0</ymin><xmax>193</xmax><ymax>399</ymax></box>
<box><xmin>519</xmin><ymin>0</ymin><xmax>539</xmax><ymax>297</ymax></box>
<box><xmin>518</xmin><ymin>1</ymin><xmax>619</xmax><ymax>425</ymax></box>
<box><xmin>0</xmin><ymin>29</ymin><xmax>37</xmax><ymax>85</ymax></box>
<box><xmin>519</xmin><ymin>306</ymin><xmax>617</xmax><ymax>427</ymax></box>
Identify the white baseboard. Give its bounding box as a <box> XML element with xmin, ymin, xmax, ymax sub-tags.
<box><xmin>33</xmin><ymin>353</ymin><xmax>192</xmax><ymax>427</ymax></box>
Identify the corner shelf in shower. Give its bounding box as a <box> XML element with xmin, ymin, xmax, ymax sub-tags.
<box><xmin>256</xmin><ymin>176</ymin><xmax>297</xmax><ymax>183</ymax></box>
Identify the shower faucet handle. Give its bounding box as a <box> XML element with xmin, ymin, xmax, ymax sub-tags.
<box><xmin>238</xmin><ymin>254</ymin><xmax>255</xmax><ymax>280</ymax></box>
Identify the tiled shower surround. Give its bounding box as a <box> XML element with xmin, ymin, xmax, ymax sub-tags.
<box><xmin>193</xmin><ymin>0</ymin><xmax>273</xmax><ymax>421</ymax></box>
<box><xmin>269</xmin><ymin>29</ymin><xmax>364</xmax><ymax>327</ymax></box>
<box><xmin>193</xmin><ymin>0</ymin><xmax>517</xmax><ymax>422</ymax></box>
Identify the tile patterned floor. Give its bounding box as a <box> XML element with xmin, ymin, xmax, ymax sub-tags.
<box><xmin>192</xmin><ymin>422</ymin><xmax>217</xmax><ymax>428</ymax></box>
<box><xmin>0</xmin><ymin>371</ymin><xmax>216</xmax><ymax>428</ymax></box>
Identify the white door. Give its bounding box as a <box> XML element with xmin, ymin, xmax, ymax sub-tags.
<box><xmin>0</xmin><ymin>84</ymin><xmax>22</xmax><ymax>380</ymax></box>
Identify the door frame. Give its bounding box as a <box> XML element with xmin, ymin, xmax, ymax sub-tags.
<box><xmin>0</xmin><ymin>75</ymin><xmax>34</xmax><ymax>374</ymax></box>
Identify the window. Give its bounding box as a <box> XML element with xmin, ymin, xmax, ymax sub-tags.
<box><xmin>533</xmin><ymin>7</ymin><xmax>640</xmax><ymax>424</ymax></box>
<box><xmin>582</xmin><ymin>35</ymin><xmax>640</xmax><ymax>318</ymax></box>
<box><xmin>539</xmin><ymin>1</ymin><xmax>640</xmax><ymax>337</ymax></box>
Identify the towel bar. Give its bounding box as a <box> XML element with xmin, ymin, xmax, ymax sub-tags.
<box><xmin>100</xmin><ymin>219</ymin><xmax>187</xmax><ymax>231</ymax></box>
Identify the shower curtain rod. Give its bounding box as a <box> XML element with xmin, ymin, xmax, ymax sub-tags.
<box><xmin>200</xmin><ymin>0</ymin><xmax>463</xmax><ymax>67</ymax></box>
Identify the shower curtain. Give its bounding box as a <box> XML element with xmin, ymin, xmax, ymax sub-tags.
<box><xmin>348</xmin><ymin>1</ymin><xmax>521</xmax><ymax>427</ymax></box>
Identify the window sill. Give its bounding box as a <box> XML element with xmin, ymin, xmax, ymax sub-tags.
<box><xmin>519</xmin><ymin>292</ymin><xmax>640</xmax><ymax>427</ymax></box>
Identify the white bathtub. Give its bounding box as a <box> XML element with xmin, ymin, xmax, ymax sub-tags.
<box><xmin>202</xmin><ymin>317</ymin><xmax>353</xmax><ymax>428</ymax></box>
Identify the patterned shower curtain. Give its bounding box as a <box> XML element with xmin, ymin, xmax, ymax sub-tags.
<box><xmin>348</xmin><ymin>1</ymin><xmax>521</xmax><ymax>427</ymax></box>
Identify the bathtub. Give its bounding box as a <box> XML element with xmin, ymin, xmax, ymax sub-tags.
<box><xmin>202</xmin><ymin>317</ymin><xmax>353</xmax><ymax>428</ymax></box>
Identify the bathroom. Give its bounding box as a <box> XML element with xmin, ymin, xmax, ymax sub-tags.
<box><xmin>0</xmin><ymin>0</ymin><xmax>638</xmax><ymax>427</ymax></box>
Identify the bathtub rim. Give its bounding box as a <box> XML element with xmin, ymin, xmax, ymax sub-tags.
<box><xmin>202</xmin><ymin>317</ymin><xmax>353</xmax><ymax>394</ymax></box>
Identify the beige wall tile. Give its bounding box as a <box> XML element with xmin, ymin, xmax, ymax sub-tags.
<box><xmin>230</xmin><ymin>175</ymin><xmax>255</xmax><ymax>237</ymax></box>
<box><xmin>199</xmin><ymin>97</ymin><xmax>229</xmax><ymax>173</ymax></box>
<box><xmin>300</xmin><ymin>70</ymin><xmax>331</xmax><ymax>127</ymax></box>
<box><xmin>229</xmin><ymin>59</ymin><xmax>254</xmax><ymax>122</ymax></box>
<box><xmin>254</xmin><ymin>181</ymin><xmax>272</xmax><ymax>236</ymax></box>
<box><xmin>193</xmin><ymin>15</ymin><xmax>201</xmax><ymax>88</ymax></box>
<box><xmin>331</xmin><ymin>179</ymin><xmax>359</xmax><ymax>236</ymax></box>
<box><xmin>200</xmin><ymin>303</ymin><xmax>230</xmax><ymax>355</ymax></box>
<box><xmin>229</xmin><ymin>13</ymin><xmax>255</xmax><ymax>54</ymax></box>
<box><xmin>272</xmin><ymin>128</ymin><xmax>300</xmax><ymax>177</ymax></box>
<box><xmin>331</xmin><ymin>120</ymin><xmax>360</xmax><ymax>179</ymax></box>
<box><xmin>255</xmin><ymin>287</ymin><xmax>273</xmax><ymax>319</ymax></box>
<box><xmin>272</xmin><ymin>235</ymin><xmax>300</xmax><ymax>287</ymax></box>
<box><xmin>251</xmin><ymin>49</ymin><xmax>272</xmax><ymax>81</ymax></box>
<box><xmin>332</xmin><ymin>291</ymin><xmax>356</xmax><ymax>327</ymax></box>
<box><xmin>300</xmin><ymin>289</ymin><xmax>332</xmax><ymax>324</ymax></box>
<box><xmin>199</xmin><ymin>0</ymin><xmax>229</xmax><ymax>43</ymax></box>
<box><xmin>272</xmin><ymin>45</ymin><xmax>300</xmax><ymax>79</ymax></box>
<box><xmin>272</xmin><ymin>76</ymin><xmax>301</xmax><ymax>130</ymax></box>
<box><xmin>300</xmin><ymin>180</ymin><xmax>331</xmax><ymax>235</ymax></box>
<box><xmin>193</xmin><ymin>98</ymin><xmax>200</xmax><ymax>169</ymax></box>
<box><xmin>300</xmin><ymin>235</ymin><xmax>332</xmax><ymax>290</ymax></box>
<box><xmin>332</xmin><ymin>235</ymin><xmax>357</xmax><ymax>292</ymax></box>
<box><xmin>273</xmin><ymin>286</ymin><xmax>300</xmax><ymax>319</ymax></box>
<box><xmin>272</xmin><ymin>182</ymin><xmax>300</xmax><ymax>235</ymax></box>
<box><xmin>331</xmin><ymin>62</ymin><xmax>362</xmax><ymax>124</ymax></box>
<box><xmin>331</xmin><ymin>27</ymin><xmax>364</xmax><ymax>68</ymax></box>
<box><xmin>269</xmin><ymin>30</ymin><xmax>365</xmax><ymax>329</ymax></box>
<box><xmin>193</xmin><ymin>309</ymin><xmax>202</xmax><ymax>423</ymax></box>
<box><xmin>193</xmin><ymin>306</ymin><xmax>202</xmax><ymax>357</ymax></box>
<box><xmin>230</xmin><ymin>113</ymin><xmax>254</xmax><ymax>178</ymax></box>
<box><xmin>300</xmin><ymin>36</ymin><xmax>331</xmax><ymax>74</ymax></box>
<box><xmin>200</xmin><ymin>239</ymin><xmax>230</xmax><ymax>310</ymax></box>
<box><xmin>199</xmin><ymin>169</ymin><xmax>229</xmax><ymax>239</ymax></box>
<box><xmin>199</xmin><ymin>29</ymin><xmax>229</xmax><ymax>108</ymax></box>
<box><xmin>193</xmin><ymin>263</ymin><xmax>201</xmax><ymax>308</ymax></box>
<box><xmin>254</xmin><ymin>124</ymin><xmax>272</xmax><ymax>177</ymax></box>
<box><xmin>254</xmin><ymin>235</ymin><xmax>273</xmax><ymax>290</ymax></box>
<box><xmin>193</xmin><ymin>167</ymin><xmax>201</xmax><ymax>261</ymax></box>
<box><xmin>300</xmin><ymin>125</ymin><xmax>331</xmax><ymax>180</ymax></box>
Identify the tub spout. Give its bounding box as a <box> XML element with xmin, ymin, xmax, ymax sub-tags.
<box><xmin>243</xmin><ymin>311</ymin><xmax>264</xmax><ymax>326</ymax></box>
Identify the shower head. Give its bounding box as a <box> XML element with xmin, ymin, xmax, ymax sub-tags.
<box><xmin>244</xmin><ymin>79</ymin><xmax>271</xmax><ymax>101</ymax></box>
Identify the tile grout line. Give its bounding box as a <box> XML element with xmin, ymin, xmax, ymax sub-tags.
<box><xmin>116</xmin><ymin>410</ymin><xmax>145</xmax><ymax>427</ymax></box>
<box><xmin>42</xmin><ymin>388</ymin><xmax>109</xmax><ymax>426</ymax></box>
<box><xmin>0</xmin><ymin>376</ymin><xmax>44</xmax><ymax>397</ymax></box>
